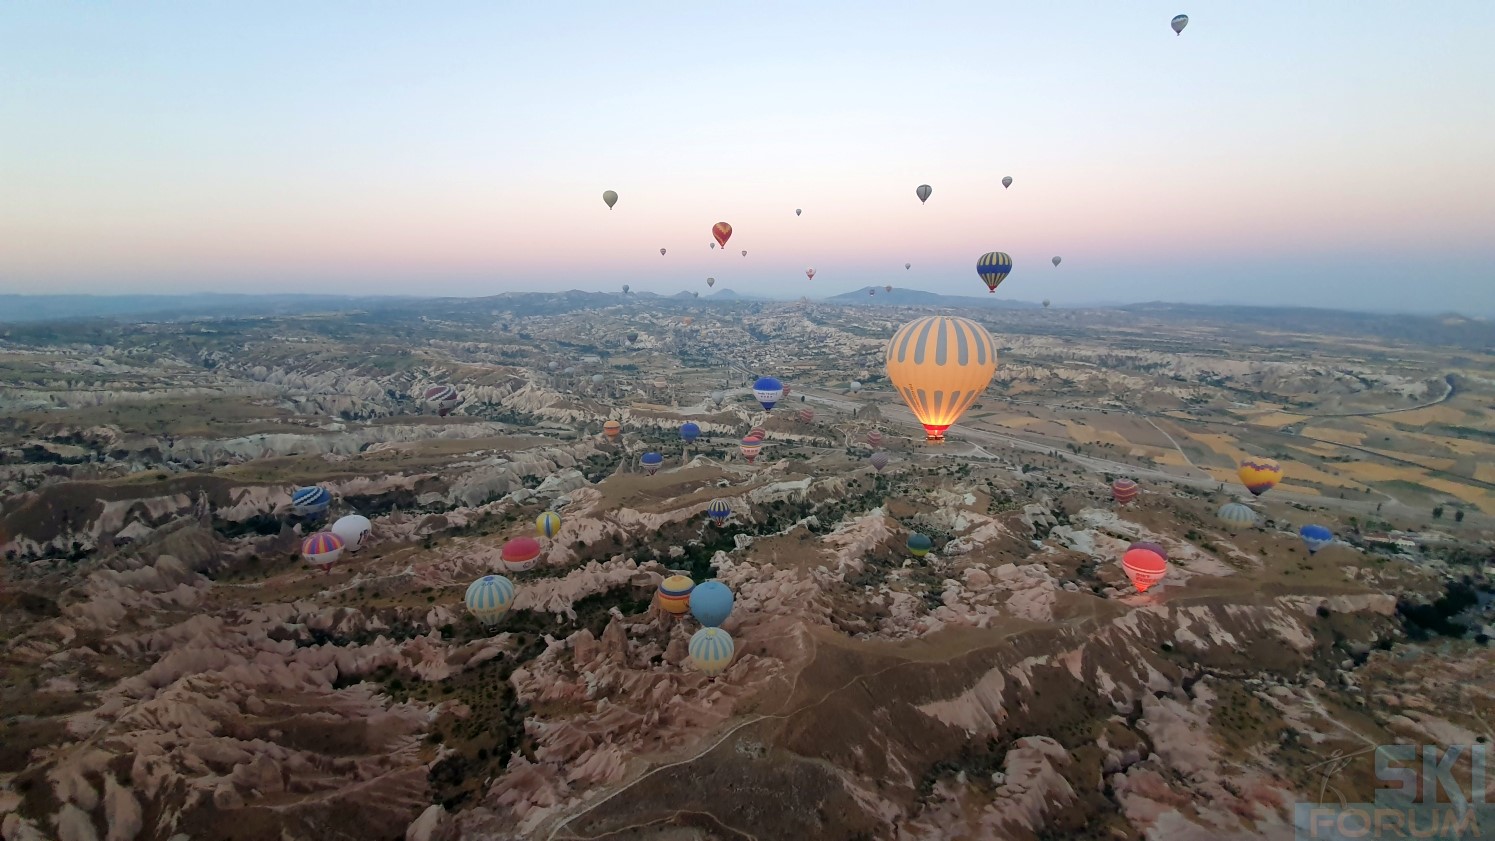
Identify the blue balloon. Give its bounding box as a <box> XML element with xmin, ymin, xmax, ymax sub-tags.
<box><xmin>689</xmin><ymin>580</ymin><xmax>734</xmax><ymax>627</ymax></box>
<box><xmin>1299</xmin><ymin>524</ymin><xmax>1334</xmax><ymax>554</ymax></box>
<box><xmin>641</xmin><ymin>452</ymin><xmax>663</xmax><ymax>466</ymax></box>
<box><xmin>752</xmin><ymin>376</ymin><xmax>783</xmax><ymax>411</ymax></box>
<box><xmin>680</xmin><ymin>422</ymin><xmax>701</xmax><ymax>443</ymax></box>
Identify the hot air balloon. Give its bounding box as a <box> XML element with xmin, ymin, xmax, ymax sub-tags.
<box><xmin>707</xmin><ymin>499</ymin><xmax>731</xmax><ymax>525</ymax></box>
<box><xmin>330</xmin><ymin>515</ymin><xmax>372</xmax><ymax>552</ymax></box>
<box><xmin>465</xmin><ymin>575</ymin><xmax>515</xmax><ymax>625</ymax></box>
<box><xmin>1300</xmin><ymin>525</ymin><xmax>1334</xmax><ymax>554</ymax></box>
<box><xmin>782</xmin><ymin>385</ymin><xmax>791</xmax><ymax>398</ymax></box>
<box><xmin>423</xmin><ymin>384</ymin><xmax>461</xmax><ymax>416</ymax></box>
<box><xmin>710</xmin><ymin>243</ymin><xmax>716</xmax><ymax>249</ymax></box>
<box><xmin>603</xmin><ymin>420</ymin><xmax>622</xmax><ymax>440</ymax></box>
<box><xmin>626</xmin><ymin>332</ymin><xmax>638</xmax><ymax>344</ymax></box>
<box><xmin>869</xmin><ymin>288</ymin><xmax>876</xmax><ymax>295</ymax></box>
<box><xmin>712</xmin><ymin>222</ymin><xmax>733</xmax><ymax>249</ymax></box>
<box><xmin>885</xmin><ymin>315</ymin><xmax>999</xmax><ymax>442</ymax></box>
<box><xmin>1237</xmin><ymin>458</ymin><xmax>1283</xmax><ymax>496</ymax></box>
<box><xmin>690</xmin><ymin>580</ymin><xmax>734</xmax><ymax>627</ymax></box>
<box><xmin>884</xmin><ymin>285</ymin><xmax>893</xmax><ymax>293</ymax></box>
<box><xmin>867</xmin><ymin>430</ymin><xmax>883</xmax><ymax>447</ymax></box>
<box><xmin>753</xmin><ymin>377</ymin><xmax>783</xmax><ymax>411</ymax></box>
<box><xmin>641</xmin><ymin>452</ymin><xmax>663</xmax><ymax>475</ymax></box>
<box><xmin>707</xmin><ymin>277</ymin><xmax>716</xmax><ymax>287</ymax></box>
<box><xmin>622</xmin><ymin>284</ymin><xmax>631</xmax><ymax>294</ymax></box>
<box><xmin>537</xmin><ymin>511</ymin><xmax>562</xmax><ymax>539</ymax></box>
<box><xmin>657</xmin><ymin>574</ymin><xmax>694</xmax><ymax>616</ymax></box>
<box><xmin>806</xmin><ymin>268</ymin><xmax>816</xmax><ymax>280</ymax></box>
<box><xmin>710</xmin><ymin>390</ymin><xmax>725</xmax><ymax>406</ymax></box>
<box><xmin>660</xmin><ymin>248</ymin><xmax>667</xmax><ymax>255</ymax></box>
<box><xmin>749</xmin><ymin>426</ymin><xmax>766</xmax><ymax>441</ymax></box>
<box><xmin>501</xmin><ymin>537</ymin><xmax>542</xmax><ymax>573</ymax></box>
<box><xmin>592</xmin><ymin>374</ymin><xmax>605</xmax><ymax>386</ymax></box>
<box><xmin>977</xmin><ymin>252</ymin><xmax>1013</xmax><ymax>294</ymax></box>
<box><xmin>689</xmin><ymin>627</ymin><xmax>735</xmax><ymax>676</ymax></box>
<box><xmin>798</xmin><ymin>407</ymin><xmax>815</xmax><ymax>423</ymax></box>
<box><xmin>870</xmin><ymin>451</ymin><xmax>890</xmax><ymax>472</ymax></box>
<box><xmin>905</xmin><ymin>263</ymin><xmax>911</xmax><ymax>270</ymax></box>
<box><xmin>796</xmin><ymin>208</ymin><xmax>802</xmax><ymax>216</ymax></box>
<box><xmin>1123</xmin><ymin>543</ymin><xmax>1168</xmax><ymax>592</ymax></box>
<box><xmin>1112</xmin><ymin>478</ymin><xmax>1139</xmax><ymax>504</ymax></box>
<box><xmin>290</xmin><ymin>486</ymin><xmax>331</xmax><ymax>519</ymax></box>
<box><xmin>1052</xmin><ymin>256</ymin><xmax>1062</xmax><ymax>267</ymax></box>
<box><xmin>907</xmin><ymin>533</ymin><xmax>933</xmax><ymax>558</ymax></box>
<box><xmin>1043</xmin><ymin>299</ymin><xmax>1051</xmax><ymax>308</ymax></box>
<box><xmin>740</xmin><ymin>436</ymin><xmax>763</xmax><ymax>464</ymax></box>
<box><xmin>680</xmin><ymin>422</ymin><xmax>700</xmax><ymax>443</ymax></box>
<box><xmin>602</xmin><ymin>190</ymin><xmax>618</xmax><ymax>209</ymax></box>
<box><xmin>916</xmin><ymin>184</ymin><xmax>932</xmax><ymax>204</ymax></box>
<box><xmin>741</xmin><ymin>250</ymin><xmax>747</xmax><ymax>257</ymax></box>
<box><xmin>301</xmin><ymin>531</ymin><xmax>344</xmax><ymax>571</ymax></box>
<box><xmin>1171</xmin><ymin>14</ymin><xmax>1189</xmax><ymax>35</ymax></box>
<box><xmin>1002</xmin><ymin>176</ymin><xmax>1013</xmax><ymax>189</ymax></box>
<box><xmin>1217</xmin><ymin>502</ymin><xmax>1257</xmax><ymax>529</ymax></box>
<box><xmin>849</xmin><ymin>381</ymin><xmax>862</xmax><ymax>393</ymax></box>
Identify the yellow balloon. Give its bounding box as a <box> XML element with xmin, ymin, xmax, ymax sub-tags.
<box><xmin>884</xmin><ymin>316</ymin><xmax>998</xmax><ymax>442</ymax></box>
<box><xmin>1237</xmin><ymin>457</ymin><xmax>1283</xmax><ymax>497</ymax></box>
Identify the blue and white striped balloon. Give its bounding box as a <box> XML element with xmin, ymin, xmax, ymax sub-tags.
<box><xmin>291</xmin><ymin>486</ymin><xmax>331</xmax><ymax>516</ymax></box>
<box><xmin>465</xmin><ymin>575</ymin><xmax>516</xmax><ymax>625</ymax></box>
<box><xmin>689</xmin><ymin>627</ymin><xmax>735</xmax><ymax>676</ymax></box>
<box><xmin>1299</xmin><ymin>524</ymin><xmax>1334</xmax><ymax>555</ymax></box>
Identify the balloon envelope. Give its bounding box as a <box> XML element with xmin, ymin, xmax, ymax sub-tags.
<box><xmin>1217</xmin><ymin>502</ymin><xmax>1257</xmax><ymax>528</ymax></box>
<box><xmin>657</xmin><ymin>575</ymin><xmax>695</xmax><ymax>615</ymax></box>
<box><xmin>301</xmin><ymin>531</ymin><xmax>344</xmax><ymax>568</ymax></box>
<box><xmin>1123</xmin><ymin>544</ymin><xmax>1168</xmax><ymax>592</ymax></box>
<box><xmin>805</xmin><ymin>267</ymin><xmax>816</xmax><ymax>280</ymax></box>
<box><xmin>707</xmin><ymin>277</ymin><xmax>716</xmax><ymax>287</ymax></box>
<box><xmin>707</xmin><ymin>499</ymin><xmax>731</xmax><ymax>524</ymax></box>
<box><xmin>660</xmin><ymin>247</ymin><xmax>666</xmax><ymax>255</ymax></box>
<box><xmin>885</xmin><ymin>316</ymin><xmax>998</xmax><ymax>442</ymax></box>
<box><xmin>916</xmin><ymin>184</ymin><xmax>932</xmax><ymax>203</ymax></box>
<box><xmin>680</xmin><ymin>422</ymin><xmax>701</xmax><ymax>443</ymax></box>
<box><xmin>753</xmin><ymin>376</ymin><xmax>784</xmax><ymax>411</ymax></box>
<box><xmin>870</xmin><ymin>451</ymin><xmax>890</xmax><ymax>472</ymax></box>
<box><xmin>1112</xmin><ymin>478</ymin><xmax>1139</xmax><ymax>504</ymax></box>
<box><xmin>849</xmin><ymin>381</ymin><xmax>862</xmax><ymax>393</ymax></box>
<box><xmin>465</xmin><ymin>575</ymin><xmax>516</xmax><ymax>625</ymax></box>
<box><xmin>1172</xmin><ymin>14</ymin><xmax>1189</xmax><ymax>34</ymax></box>
<box><xmin>1238</xmin><ymin>458</ymin><xmax>1283</xmax><ymax>496</ymax></box>
<box><xmin>712</xmin><ymin>222</ymin><xmax>733</xmax><ymax>248</ymax></box>
<box><xmin>641</xmin><ymin>452</ymin><xmax>663</xmax><ymax>475</ymax></box>
<box><xmin>1052</xmin><ymin>256</ymin><xmax>1062</xmax><ymax>267</ymax></box>
<box><xmin>866</xmin><ymin>430</ymin><xmax>883</xmax><ymax>447</ymax></box>
<box><xmin>501</xmin><ymin>537</ymin><xmax>542</xmax><ymax>572</ymax></box>
<box><xmin>1002</xmin><ymin>176</ymin><xmax>1013</xmax><ymax>188</ymax></box>
<box><xmin>977</xmin><ymin>252</ymin><xmax>1013</xmax><ymax>293</ymax></box>
<box><xmin>330</xmin><ymin>515</ymin><xmax>372</xmax><ymax>552</ymax></box>
<box><xmin>907</xmin><ymin>533</ymin><xmax>933</xmax><ymax>557</ymax></box>
<box><xmin>603</xmin><ymin>420</ymin><xmax>622</xmax><ymax>439</ymax></box>
<box><xmin>536</xmin><ymin>511</ymin><xmax>562</xmax><ymax>538</ymax></box>
<box><xmin>291</xmin><ymin>486</ymin><xmax>331</xmax><ymax>516</ymax></box>
<box><xmin>795</xmin><ymin>208</ymin><xmax>802</xmax><ymax>216</ymax></box>
<box><xmin>1300</xmin><ymin>524</ymin><xmax>1334</xmax><ymax>554</ymax></box>
<box><xmin>689</xmin><ymin>581</ymin><xmax>734</xmax><ymax>627</ymax></box>
<box><xmin>689</xmin><ymin>627</ymin><xmax>735</xmax><ymax>676</ymax></box>
<box><xmin>602</xmin><ymin>190</ymin><xmax>618</xmax><ymax>209</ymax></box>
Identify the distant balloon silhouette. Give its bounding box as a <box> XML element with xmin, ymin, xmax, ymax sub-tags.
<box><xmin>602</xmin><ymin>190</ymin><xmax>618</xmax><ymax>209</ymax></box>
<box><xmin>1172</xmin><ymin>14</ymin><xmax>1189</xmax><ymax>35</ymax></box>
<box><xmin>916</xmin><ymin>184</ymin><xmax>932</xmax><ymax>204</ymax></box>
<box><xmin>1002</xmin><ymin>176</ymin><xmax>1013</xmax><ymax>189</ymax></box>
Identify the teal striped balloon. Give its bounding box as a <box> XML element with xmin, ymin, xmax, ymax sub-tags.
<box><xmin>688</xmin><ymin>627</ymin><xmax>735</xmax><ymax>676</ymax></box>
<box><xmin>465</xmin><ymin>575</ymin><xmax>516</xmax><ymax>625</ymax></box>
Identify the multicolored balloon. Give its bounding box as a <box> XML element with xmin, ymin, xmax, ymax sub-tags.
<box><xmin>331</xmin><ymin>515</ymin><xmax>372</xmax><ymax>552</ymax></box>
<box><xmin>657</xmin><ymin>574</ymin><xmax>695</xmax><ymax>616</ymax></box>
<box><xmin>423</xmin><ymin>384</ymin><xmax>461</xmax><ymax>416</ymax></box>
<box><xmin>603</xmin><ymin>420</ymin><xmax>622</xmax><ymax>440</ymax></box>
<box><xmin>689</xmin><ymin>580</ymin><xmax>734</xmax><ymax>627</ymax></box>
<box><xmin>977</xmin><ymin>252</ymin><xmax>1013</xmax><ymax>294</ymax></box>
<box><xmin>1300</xmin><ymin>525</ymin><xmax>1334</xmax><ymax>554</ymax></box>
<box><xmin>1112</xmin><ymin>478</ymin><xmax>1139</xmax><ymax>504</ymax></box>
<box><xmin>749</xmin><ymin>426</ymin><xmax>767</xmax><ymax>441</ymax></box>
<box><xmin>689</xmin><ymin>627</ymin><xmax>735</xmax><ymax>676</ymax></box>
<box><xmin>500</xmin><ymin>537</ymin><xmax>542</xmax><ymax>573</ymax></box>
<box><xmin>916</xmin><ymin>184</ymin><xmax>932</xmax><ymax>204</ymax></box>
<box><xmin>798</xmin><ymin>407</ymin><xmax>814</xmax><ymax>423</ymax></box>
<box><xmin>712</xmin><ymin>222</ymin><xmax>733</xmax><ymax>249</ymax></box>
<box><xmin>1123</xmin><ymin>542</ymin><xmax>1168</xmax><ymax>592</ymax></box>
<box><xmin>641</xmin><ymin>452</ymin><xmax>663</xmax><ymax>475</ymax></box>
<box><xmin>870</xmin><ymin>451</ymin><xmax>890</xmax><ymax>472</ymax></box>
<box><xmin>680</xmin><ymin>422</ymin><xmax>700</xmax><ymax>443</ymax></box>
<box><xmin>907</xmin><ymin>533</ymin><xmax>933</xmax><ymax>558</ymax></box>
<box><xmin>1171</xmin><ymin>14</ymin><xmax>1189</xmax><ymax>35</ymax></box>
<box><xmin>301</xmin><ymin>531</ymin><xmax>344</xmax><ymax>570</ymax></box>
<box><xmin>707</xmin><ymin>499</ymin><xmax>731</xmax><ymax>525</ymax></box>
<box><xmin>465</xmin><ymin>575</ymin><xmax>516</xmax><ymax>625</ymax></box>
<box><xmin>740</xmin><ymin>436</ymin><xmax>763</xmax><ymax>464</ymax></box>
<box><xmin>753</xmin><ymin>377</ymin><xmax>783</xmax><ymax>411</ymax></box>
<box><xmin>885</xmin><ymin>316</ymin><xmax>998</xmax><ymax>442</ymax></box>
<box><xmin>602</xmin><ymin>190</ymin><xmax>618</xmax><ymax>209</ymax></box>
<box><xmin>866</xmin><ymin>429</ymin><xmax>883</xmax><ymax>447</ymax></box>
<box><xmin>536</xmin><ymin>511</ymin><xmax>562</xmax><ymax>538</ymax></box>
<box><xmin>1237</xmin><ymin>458</ymin><xmax>1283</xmax><ymax>496</ymax></box>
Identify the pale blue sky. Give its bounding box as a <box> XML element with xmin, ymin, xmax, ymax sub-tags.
<box><xmin>2</xmin><ymin>2</ymin><xmax>1493</xmax><ymax>312</ymax></box>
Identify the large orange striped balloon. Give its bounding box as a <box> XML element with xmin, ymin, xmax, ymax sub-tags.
<box><xmin>884</xmin><ymin>316</ymin><xmax>998</xmax><ymax>442</ymax></box>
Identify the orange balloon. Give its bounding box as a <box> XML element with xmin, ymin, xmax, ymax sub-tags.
<box><xmin>712</xmin><ymin>222</ymin><xmax>733</xmax><ymax>249</ymax></box>
<box><xmin>602</xmin><ymin>420</ymin><xmax>622</xmax><ymax>440</ymax></box>
<box><xmin>884</xmin><ymin>316</ymin><xmax>998</xmax><ymax>442</ymax></box>
<box><xmin>1122</xmin><ymin>544</ymin><xmax>1168</xmax><ymax>592</ymax></box>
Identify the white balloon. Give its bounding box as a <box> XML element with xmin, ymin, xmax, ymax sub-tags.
<box><xmin>331</xmin><ymin>515</ymin><xmax>372</xmax><ymax>552</ymax></box>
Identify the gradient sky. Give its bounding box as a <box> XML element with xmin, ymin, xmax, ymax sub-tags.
<box><xmin>3</xmin><ymin>2</ymin><xmax>1494</xmax><ymax>312</ymax></box>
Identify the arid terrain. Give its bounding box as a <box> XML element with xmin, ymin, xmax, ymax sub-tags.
<box><xmin>2</xmin><ymin>293</ymin><xmax>1493</xmax><ymax>841</ymax></box>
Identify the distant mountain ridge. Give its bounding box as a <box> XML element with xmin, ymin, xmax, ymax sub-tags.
<box><xmin>825</xmin><ymin>287</ymin><xmax>1040</xmax><ymax>309</ymax></box>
